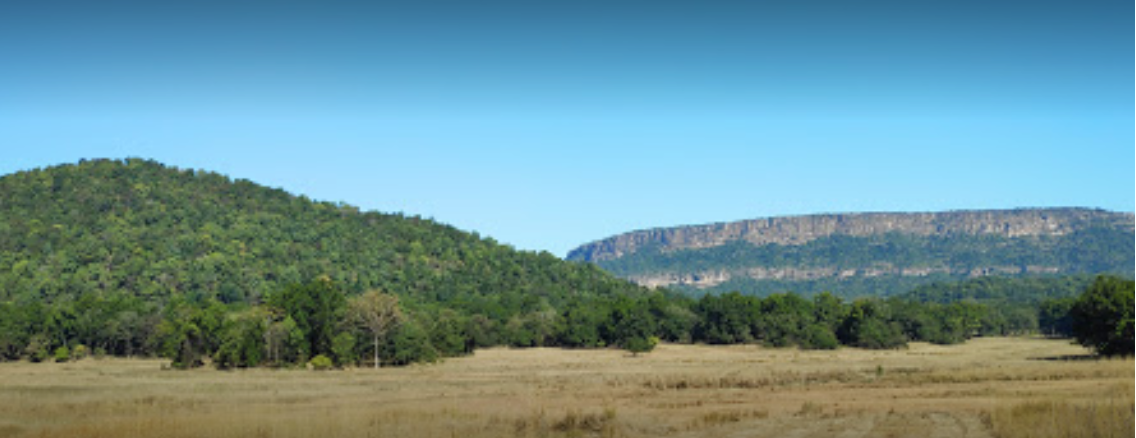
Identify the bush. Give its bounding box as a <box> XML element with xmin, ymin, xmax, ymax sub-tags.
<box><xmin>53</xmin><ymin>346</ymin><xmax>70</xmax><ymax>363</ymax></box>
<box><xmin>24</xmin><ymin>335</ymin><xmax>50</xmax><ymax>363</ymax></box>
<box><xmin>800</xmin><ymin>324</ymin><xmax>839</xmax><ymax>350</ymax></box>
<box><xmin>309</xmin><ymin>354</ymin><xmax>334</xmax><ymax>371</ymax></box>
<box><xmin>624</xmin><ymin>336</ymin><xmax>659</xmax><ymax>357</ymax></box>
<box><xmin>71</xmin><ymin>345</ymin><xmax>88</xmax><ymax>361</ymax></box>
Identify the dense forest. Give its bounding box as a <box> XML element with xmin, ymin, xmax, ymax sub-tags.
<box><xmin>0</xmin><ymin>159</ymin><xmax>1130</xmax><ymax>368</ymax></box>
<box><xmin>0</xmin><ymin>159</ymin><xmax>643</xmax><ymax>305</ymax></box>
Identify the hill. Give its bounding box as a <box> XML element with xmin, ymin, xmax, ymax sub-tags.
<box><xmin>0</xmin><ymin>159</ymin><xmax>666</xmax><ymax>365</ymax></box>
<box><xmin>567</xmin><ymin>209</ymin><xmax>1135</xmax><ymax>298</ymax></box>
<box><xmin>1</xmin><ymin>159</ymin><xmax>1128</xmax><ymax>368</ymax></box>
<box><xmin>0</xmin><ymin>158</ymin><xmax>644</xmax><ymax>305</ymax></box>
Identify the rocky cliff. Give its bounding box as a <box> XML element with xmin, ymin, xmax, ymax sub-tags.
<box><xmin>567</xmin><ymin>208</ymin><xmax>1135</xmax><ymax>297</ymax></box>
<box><xmin>569</xmin><ymin>208</ymin><xmax>1132</xmax><ymax>262</ymax></box>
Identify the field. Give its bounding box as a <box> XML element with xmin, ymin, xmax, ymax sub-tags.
<box><xmin>0</xmin><ymin>337</ymin><xmax>1131</xmax><ymax>438</ymax></box>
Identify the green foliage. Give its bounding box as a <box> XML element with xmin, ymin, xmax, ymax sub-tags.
<box><xmin>693</xmin><ymin>292</ymin><xmax>759</xmax><ymax>344</ymax></box>
<box><xmin>330</xmin><ymin>332</ymin><xmax>356</xmax><ymax>366</ymax></box>
<box><xmin>624</xmin><ymin>336</ymin><xmax>659</xmax><ymax>356</ymax></box>
<box><xmin>383</xmin><ymin>319</ymin><xmax>438</xmax><ymax>366</ymax></box>
<box><xmin>154</xmin><ymin>297</ymin><xmax>224</xmax><ymax>369</ymax></box>
<box><xmin>53</xmin><ymin>345</ymin><xmax>70</xmax><ymax>363</ymax></box>
<box><xmin>756</xmin><ymin>293</ymin><xmax>813</xmax><ymax>347</ymax></box>
<box><xmin>71</xmin><ymin>345</ymin><xmax>88</xmax><ymax>361</ymax></box>
<box><xmin>24</xmin><ymin>334</ymin><xmax>51</xmax><ymax>363</ymax></box>
<box><xmin>799</xmin><ymin>324</ymin><xmax>839</xmax><ymax>350</ymax></box>
<box><xmin>0</xmin><ymin>159</ymin><xmax>650</xmax><ymax>307</ymax></box>
<box><xmin>308</xmin><ymin>354</ymin><xmax>334</xmax><ymax>371</ymax></box>
<box><xmin>557</xmin><ymin>299</ymin><xmax>608</xmax><ymax>348</ymax></box>
<box><xmin>902</xmin><ymin>275</ymin><xmax>1097</xmax><ymax>305</ymax></box>
<box><xmin>268</xmin><ymin>277</ymin><xmax>346</xmax><ymax>359</ymax></box>
<box><xmin>214</xmin><ymin>310</ymin><xmax>266</xmax><ymax>369</ymax></box>
<box><xmin>0</xmin><ymin>159</ymin><xmax>654</xmax><ymax>365</ymax></box>
<box><xmin>428</xmin><ymin>309</ymin><xmax>468</xmax><ymax>357</ymax></box>
<box><xmin>837</xmin><ymin>299</ymin><xmax>907</xmax><ymax>349</ymax></box>
<box><xmin>1038</xmin><ymin>297</ymin><xmax>1076</xmax><ymax>337</ymax></box>
<box><xmin>1070</xmin><ymin>276</ymin><xmax>1134</xmax><ymax>357</ymax></box>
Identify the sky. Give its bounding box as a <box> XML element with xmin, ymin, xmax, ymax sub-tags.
<box><xmin>1</xmin><ymin>0</ymin><xmax>1132</xmax><ymax>256</ymax></box>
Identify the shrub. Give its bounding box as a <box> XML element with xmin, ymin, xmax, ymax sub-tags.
<box><xmin>800</xmin><ymin>324</ymin><xmax>839</xmax><ymax>350</ymax></box>
<box><xmin>53</xmin><ymin>346</ymin><xmax>70</xmax><ymax>363</ymax></box>
<box><xmin>71</xmin><ymin>345</ymin><xmax>88</xmax><ymax>361</ymax></box>
<box><xmin>309</xmin><ymin>354</ymin><xmax>334</xmax><ymax>371</ymax></box>
<box><xmin>624</xmin><ymin>336</ymin><xmax>659</xmax><ymax>357</ymax></box>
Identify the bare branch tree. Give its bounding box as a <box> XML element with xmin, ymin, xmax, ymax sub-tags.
<box><xmin>347</xmin><ymin>290</ymin><xmax>403</xmax><ymax>369</ymax></box>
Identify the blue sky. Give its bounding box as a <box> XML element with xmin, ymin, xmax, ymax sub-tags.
<box><xmin>1</xmin><ymin>0</ymin><xmax>1132</xmax><ymax>256</ymax></box>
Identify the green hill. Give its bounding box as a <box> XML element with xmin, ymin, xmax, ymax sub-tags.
<box><xmin>0</xmin><ymin>159</ymin><xmax>663</xmax><ymax>366</ymax></box>
<box><xmin>0</xmin><ymin>158</ymin><xmax>643</xmax><ymax>305</ymax></box>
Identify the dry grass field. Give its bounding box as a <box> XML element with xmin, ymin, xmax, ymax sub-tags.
<box><xmin>0</xmin><ymin>337</ymin><xmax>1130</xmax><ymax>438</ymax></box>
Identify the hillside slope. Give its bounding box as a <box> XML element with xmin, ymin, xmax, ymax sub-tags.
<box><xmin>0</xmin><ymin>158</ymin><xmax>646</xmax><ymax>305</ymax></box>
<box><xmin>567</xmin><ymin>209</ymin><xmax>1135</xmax><ymax>297</ymax></box>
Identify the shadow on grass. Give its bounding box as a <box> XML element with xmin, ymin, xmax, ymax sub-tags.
<box><xmin>1028</xmin><ymin>354</ymin><xmax>1099</xmax><ymax>362</ymax></box>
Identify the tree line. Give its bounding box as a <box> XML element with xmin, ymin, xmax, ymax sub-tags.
<box><xmin>2</xmin><ymin>275</ymin><xmax>1128</xmax><ymax>368</ymax></box>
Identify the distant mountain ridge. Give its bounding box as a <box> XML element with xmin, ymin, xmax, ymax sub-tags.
<box><xmin>567</xmin><ymin>208</ymin><xmax>1135</xmax><ymax>297</ymax></box>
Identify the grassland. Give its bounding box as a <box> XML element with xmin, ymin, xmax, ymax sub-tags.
<box><xmin>0</xmin><ymin>337</ymin><xmax>1130</xmax><ymax>438</ymax></box>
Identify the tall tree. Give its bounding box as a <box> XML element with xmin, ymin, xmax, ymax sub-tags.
<box><xmin>347</xmin><ymin>290</ymin><xmax>404</xmax><ymax>368</ymax></box>
<box><xmin>1070</xmin><ymin>276</ymin><xmax>1134</xmax><ymax>357</ymax></box>
<box><xmin>267</xmin><ymin>276</ymin><xmax>346</xmax><ymax>358</ymax></box>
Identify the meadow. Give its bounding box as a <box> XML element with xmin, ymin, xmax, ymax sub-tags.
<box><xmin>0</xmin><ymin>337</ymin><xmax>1130</xmax><ymax>438</ymax></box>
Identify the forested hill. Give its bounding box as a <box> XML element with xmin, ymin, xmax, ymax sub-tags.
<box><xmin>2</xmin><ymin>159</ymin><xmax>1130</xmax><ymax>367</ymax></box>
<box><xmin>0</xmin><ymin>158</ymin><xmax>647</xmax><ymax>305</ymax></box>
<box><xmin>568</xmin><ymin>209</ymin><xmax>1135</xmax><ymax>298</ymax></box>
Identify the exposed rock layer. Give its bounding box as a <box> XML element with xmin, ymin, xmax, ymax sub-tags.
<box><xmin>569</xmin><ymin>208</ymin><xmax>1133</xmax><ymax>262</ymax></box>
<box><xmin>568</xmin><ymin>208</ymin><xmax>1135</xmax><ymax>292</ymax></box>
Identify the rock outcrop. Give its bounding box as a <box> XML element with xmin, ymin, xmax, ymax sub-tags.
<box><xmin>568</xmin><ymin>208</ymin><xmax>1133</xmax><ymax>262</ymax></box>
<box><xmin>567</xmin><ymin>208</ymin><xmax>1135</xmax><ymax>295</ymax></box>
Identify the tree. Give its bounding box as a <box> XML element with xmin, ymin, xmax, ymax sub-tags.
<box><xmin>214</xmin><ymin>309</ymin><xmax>266</xmax><ymax>369</ymax></box>
<box><xmin>347</xmin><ymin>290</ymin><xmax>403</xmax><ymax>369</ymax></box>
<box><xmin>268</xmin><ymin>277</ymin><xmax>347</xmax><ymax>358</ymax></box>
<box><xmin>331</xmin><ymin>332</ymin><xmax>356</xmax><ymax>367</ymax></box>
<box><xmin>838</xmin><ymin>299</ymin><xmax>906</xmax><ymax>349</ymax></box>
<box><xmin>756</xmin><ymin>293</ymin><xmax>813</xmax><ymax>347</ymax></box>
<box><xmin>383</xmin><ymin>319</ymin><xmax>438</xmax><ymax>366</ymax></box>
<box><xmin>557</xmin><ymin>299</ymin><xmax>607</xmax><ymax>348</ymax></box>
<box><xmin>1039</xmin><ymin>297</ymin><xmax>1076</xmax><ymax>337</ymax></box>
<box><xmin>604</xmin><ymin>297</ymin><xmax>656</xmax><ymax>349</ymax></box>
<box><xmin>692</xmin><ymin>292</ymin><xmax>759</xmax><ymax>344</ymax></box>
<box><xmin>1070</xmin><ymin>276</ymin><xmax>1134</xmax><ymax>357</ymax></box>
<box><xmin>813</xmin><ymin>292</ymin><xmax>847</xmax><ymax>331</ymax></box>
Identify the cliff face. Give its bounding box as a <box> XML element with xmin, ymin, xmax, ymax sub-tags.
<box><xmin>568</xmin><ymin>208</ymin><xmax>1132</xmax><ymax>262</ymax></box>
<box><xmin>567</xmin><ymin>208</ymin><xmax>1135</xmax><ymax>296</ymax></box>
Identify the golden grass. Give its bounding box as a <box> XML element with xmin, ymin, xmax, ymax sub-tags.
<box><xmin>0</xmin><ymin>337</ymin><xmax>1130</xmax><ymax>438</ymax></box>
<box><xmin>989</xmin><ymin>381</ymin><xmax>1134</xmax><ymax>438</ymax></box>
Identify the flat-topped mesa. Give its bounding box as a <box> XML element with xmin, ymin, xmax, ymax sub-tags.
<box><xmin>568</xmin><ymin>208</ymin><xmax>1134</xmax><ymax>263</ymax></box>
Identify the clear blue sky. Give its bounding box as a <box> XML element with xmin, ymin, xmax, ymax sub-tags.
<box><xmin>2</xmin><ymin>0</ymin><xmax>1132</xmax><ymax>256</ymax></box>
